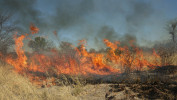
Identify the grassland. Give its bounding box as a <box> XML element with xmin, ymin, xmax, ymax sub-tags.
<box><xmin>0</xmin><ymin>62</ymin><xmax>176</xmax><ymax>100</ymax></box>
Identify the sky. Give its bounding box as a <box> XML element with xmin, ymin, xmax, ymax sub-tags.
<box><xmin>0</xmin><ymin>0</ymin><xmax>177</xmax><ymax>49</ymax></box>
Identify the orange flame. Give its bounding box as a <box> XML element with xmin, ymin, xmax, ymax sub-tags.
<box><xmin>30</xmin><ymin>24</ymin><xmax>39</xmax><ymax>34</ymax></box>
<box><xmin>6</xmin><ymin>34</ymin><xmax>27</xmax><ymax>73</ymax></box>
<box><xmin>103</xmin><ymin>39</ymin><xmax>161</xmax><ymax>71</ymax></box>
<box><xmin>1</xmin><ymin>25</ymin><xmax>163</xmax><ymax>86</ymax></box>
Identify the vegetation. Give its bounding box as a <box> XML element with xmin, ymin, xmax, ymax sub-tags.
<box><xmin>0</xmin><ymin>13</ymin><xmax>15</xmax><ymax>55</ymax></box>
<box><xmin>0</xmin><ymin>12</ymin><xmax>177</xmax><ymax>100</ymax></box>
<box><xmin>156</xmin><ymin>19</ymin><xmax>177</xmax><ymax>65</ymax></box>
<box><xmin>28</xmin><ymin>36</ymin><xmax>53</xmax><ymax>52</ymax></box>
<box><xmin>0</xmin><ymin>63</ymin><xmax>78</xmax><ymax>100</ymax></box>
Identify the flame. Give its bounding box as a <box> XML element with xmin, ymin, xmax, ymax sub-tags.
<box><xmin>103</xmin><ymin>39</ymin><xmax>161</xmax><ymax>71</ymax></box>
<box><xmin>30</xmin><ymin>24</ymin><xmax>39</xmax><ymax>34</ymax></box>
<box><xmin>0</xmin><ymin>25</ymin><xmax>163</xmax><ymax>86</ymax></box>
<box><xmin>6</xmin><ymin>34</ymin><xmax>27</xmax><ymax>73</ymax></box>
<box><xmin>53</xmin><ymin>31</ymin><xmax>58</xmax><ymax>37</ymax></box>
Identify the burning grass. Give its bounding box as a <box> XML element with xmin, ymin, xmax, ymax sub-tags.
<box><xmin>0</xmin><ymin>25</ymin><xmax>177</xmax><ymax>99</ymax></box>
<box><xmin>0</xmin><ymin>26</ymin><xmax>163</xmax><ymax>86</ymax></box>
<box><xmin>0</xmin><ymin>63</ymin><xmax>176</xmax><ymax>100</ymax></box>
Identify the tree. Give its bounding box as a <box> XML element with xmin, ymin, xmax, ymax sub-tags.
<box><xmin>59</xmin><ymin>41</ymin><xmax>77</xmax><ymax>56</ymax></box>
<box><xmin>168</xmin><ymin>20</ymin><xmax>177</xmax><ymax>43</ymax></box>
<box><xmin>28</xmin><ymin>36</ymin><xmax>52</xmax><ymax>52</ymax></box>
<box><xmin>59</xmin><ymin>41</ymin><xmax>73</xmax><ymax>52</ymax></box>
<box><xmin>89</xmin><ymin>48</ymin><xmax>96</xmax><ymax>53</ymax></box>
<box><xmin>0</xmin><ymin>13</ymin><xmax>15</xmax><ymax>55</ymax></box>
<box><xmin>157</xmin><ymin>19</ymin><xmax>177</xmax><ymax>65</ymax></box>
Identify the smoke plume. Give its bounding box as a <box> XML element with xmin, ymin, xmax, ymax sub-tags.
<box><xmin>0</xmin><ymin>0</ymin><xmax>167</xmax><ymax>49</ymax></box>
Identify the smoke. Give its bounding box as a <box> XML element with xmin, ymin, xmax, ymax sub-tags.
<box><xmin>0</xmin><ymin>0</ymin><xmax>45</xmax><ymax>32</ymax></box>
<box><xmin>94</xmin><ymin>26</ymin><xmax>138</xmax><ymax>49</ymax></box>
<box><xmin>120</xmin><ymin>34</ymin><xmax>137</xmax><ymax>47</ymax></box>
<box><xmin>94</xmin><ymin>25</ymin><xmax>119</xmax><ymax>48</ymax></box>
<box><xmin>125</xmin><ymin>1</ymin><xmax>154</xmax><ymax>33</ymax></box>
<box><xmin>0</xmin><ymin>0</ymin><xmax>166</xmax><ymax>49</ymax></box>
<box><xmin>82</xmin><ymin>0</ymin><xmax>154</xmax><ymax>49</ymax></box>
<box><xmin>51</xmin><ymin>0</ymin><xmax>94</xmax><ymax>29</ymax></box>
<box><xmin>0</xmin><ymin>0</ymin><xmax>95</xmax><ymax>32</ymax></box>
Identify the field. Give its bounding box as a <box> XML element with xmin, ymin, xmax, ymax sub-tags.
<box><xmin>0</xmin><ymin>62</ymin><xmax>176</xmax><ymax>100</ymax></box>
<box><xmin>0</xmin><ymin>31</ymin><xmax>177</xmax><ymax>100</ymax></box>
<box><xmin>1</xmin><ymin>0</ymin><xmax>177</xmax><ymax>100</ymax></box>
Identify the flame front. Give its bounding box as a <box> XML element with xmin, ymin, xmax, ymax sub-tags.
<box><xmin>1</xmin><ymin>26</ymin><xmax>162</xmax><ymax>85</ymax></box>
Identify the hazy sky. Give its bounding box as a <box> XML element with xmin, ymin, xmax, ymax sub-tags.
<box><xmin>0</xmin><ymin>0</ymin><xmax>177</xmax><ymax>49</ymax></box>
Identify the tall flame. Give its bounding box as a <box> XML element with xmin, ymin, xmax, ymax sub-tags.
<box><xmin>6</xmin><ymin>34</ymin><xmax>27</xmax><ymax>73</ymax></box>
<box><xmin>1</xmin><ymin>25</ymin><xmax>163</xmax><ymax>86</ymax></box>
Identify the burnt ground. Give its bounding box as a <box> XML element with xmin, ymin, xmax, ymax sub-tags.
<box><xmin>79</xmin><ymin>65</ymin><xmax>177</xmax><ymax>100</ymax></box>
<box><xmin>105</xmin><ymin>81</ymin><xmax>177</xmax><ymax>100</ymax></box>
<box><xmin>40</xmin><ymin>65</ymin><xmax>177</xmax><ymax>100</ymax></box>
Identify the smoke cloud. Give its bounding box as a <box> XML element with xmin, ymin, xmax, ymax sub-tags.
<box><xmin>0</xmin><ymin>0</ymin><xmax>170</xmax><ymax>49</ymax></box>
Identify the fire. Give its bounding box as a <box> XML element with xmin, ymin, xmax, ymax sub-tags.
<box><xmin>6</xmin><ymin>34</ymin><xmax>27</xmax><ymax>73</ymax></box>
<box><xmin>0</xmin><ymin>25</ymin><xmax>163</xmax><ymax>86</ymax></box>
<box><xmin>104</xmin><ymin>39</ymin><xmax>161</xmax><ymax>71</ymax></box>
<box><xmin>30</xmin><ymin>24</ymin><xmax>39</xmax><ymax>34</ymax></box>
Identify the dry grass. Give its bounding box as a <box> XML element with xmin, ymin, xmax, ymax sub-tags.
<box><xmin>0</xmin><ymin>63</ymin><xmax>49</xmax><ymax>100</ymax></box>
<box><xmin>0</xmin><ymin>61</ymin><xmax>176</xmax><ymax>100</ymax></box>
<box><xmin>0</xmin><ymin>63</ymin><xmax>78</xmax><ymax>100</ymax></box>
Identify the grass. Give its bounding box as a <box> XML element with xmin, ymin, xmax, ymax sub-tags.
<box><xmin>0</xmin><ymin>64</ymin><xmax>39</xmax><ymax>100</ymax></box>
<box><xmin>0</xmin><ymin>63</ymin><xmax>78</xmax><ymax>100</ymax></box>
<box><xmin>0</xmin><ymin>62</ymin><xmax>176</xmax><ymax>100</ymax></box>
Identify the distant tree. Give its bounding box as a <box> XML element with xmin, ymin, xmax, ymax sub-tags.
<box><xmin>59</xmin><ymin>41</ymin><xmax>73</xmax><ymax>52</ymax></box>
<box><xmin>77</xmin><ymin>45</ymin><xmax>87</xmax><ymax>52</ymax></box>
<box><xmin>97</xmin><ymin>48</ymin><xmax>106</xmax><ymax>53</ymax></box>
<box><xmin>89</xmin><ymin>48</ymin><xmax>96</xmax><ymax>53</ymax></box>
<box><xmin>28</xmin><ymin>36</ymin><xmax>52</xmax><ymax>52</ymax></box>
<box><xmin>156</xmin><ymin>19</ymin><xmax>177</xmax><ymax>65</ymax></box>
<box><xmin>0</xmin><ymin>13</ymin><xmax>15</xmax><ymax>55</ymax></box>
<box><xmin>58</xmin><ymin>41</ymin><xmax>79</xmax><ymax>62</ymax></box>
<box><xmin>167</xmin><ymin>19</ymin><xmax>177</xmax><ymax>43</ymax></box>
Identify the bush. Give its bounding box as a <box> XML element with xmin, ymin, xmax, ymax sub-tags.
<box><xmin>0</xmin><ymin>13</ymin><xmax>15</xmax><ymax>55</ymax></box>
<box><xmin>28</xmin><ymin>36</ymin><xmax>53</xmax><ymax>53</ymax></box>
